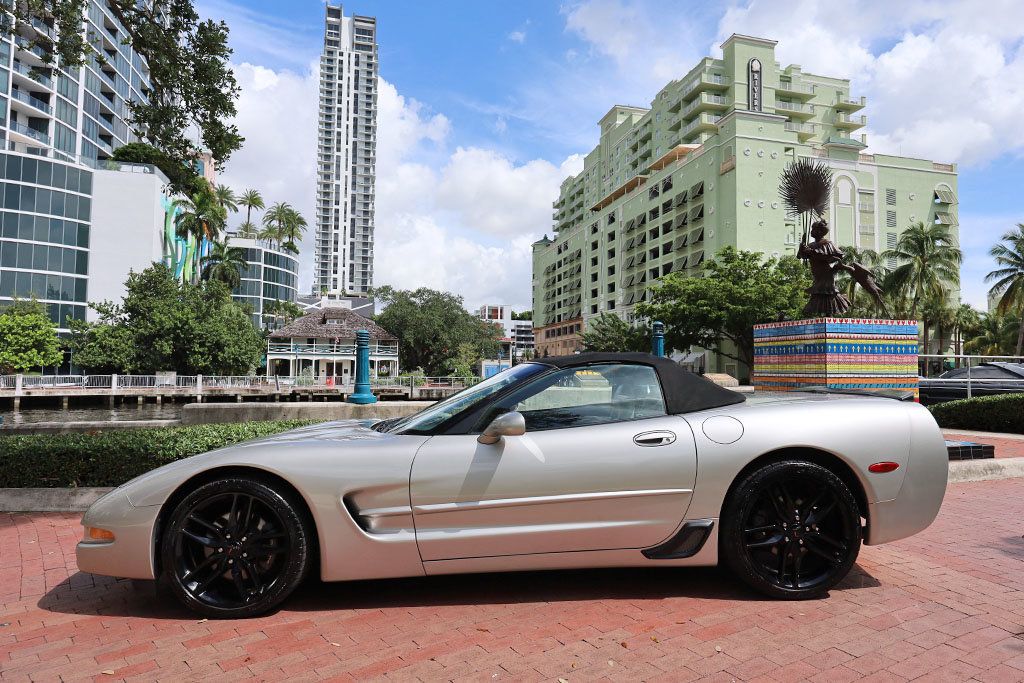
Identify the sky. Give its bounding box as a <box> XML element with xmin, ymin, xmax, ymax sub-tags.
<box><xmin>196</xmin><ymin>0</ymin><xmax>1024</xmax><ymax>313</ymax></box>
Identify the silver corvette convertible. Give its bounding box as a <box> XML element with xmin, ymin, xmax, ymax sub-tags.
<box><xmin>77</xmin><ymin>353</ymin><xmax>948</xmax><ymax>617</ymax></box>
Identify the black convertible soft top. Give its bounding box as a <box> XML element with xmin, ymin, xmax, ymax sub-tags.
<box><xmin>535</xmin><ymin>352</ymin><xmax>746</xmax><ymax>414</ymax></box>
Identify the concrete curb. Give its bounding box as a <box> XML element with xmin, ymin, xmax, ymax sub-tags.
<box><xmin>947</xmin><ymin>457</ymin><xmax>1024</xmax><ymax>483</ymax></box>
<box><xmin>3</xmin><ymin>459</ymin><xmax>1022</xmax><ymax>512</ymax></box>
<box><xmin>0</xmin><ymin>487</ymin><xmax>113</xmax><ymax>513</ymax></box>
<box><xmin>1</xmin><ymin>420</ymin><xmax>179</xmax><ymax>435</ymax></box>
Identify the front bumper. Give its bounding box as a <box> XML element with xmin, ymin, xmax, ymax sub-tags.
<box><xmin>76</xmin><ymin>492</ymin><xmax>159</xmax><ymax>580</ymax></box>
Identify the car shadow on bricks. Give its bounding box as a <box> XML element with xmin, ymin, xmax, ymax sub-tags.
<box><xmin>36</xmin><ymin>564</ymin><xmax>881</xmax><ymax>619</ymax></box>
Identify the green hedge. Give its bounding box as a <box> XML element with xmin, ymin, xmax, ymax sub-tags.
<box><xmin>0</xmin><ymin>420</ymin><xmax>320</xmax><ymax>488</ymax></box>
<box><xmin>929</xmin><ymin>393</ymin><xmax>1024</xmax><ymax>434</ymax></box>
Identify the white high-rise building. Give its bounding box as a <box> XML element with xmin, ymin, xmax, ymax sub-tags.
<box><xmin>315</xmin><ymin>4</ymin><xmax>377</xmax><ymax>297</ymax></box>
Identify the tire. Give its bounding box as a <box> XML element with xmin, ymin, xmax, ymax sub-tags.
<box><xmin>720</xmin><ymin>460</ymin><xmax>862</xmax><ymax>599</ymax></box>
<box><xmin>160</xmin><ymin>476</ymin><xmax>312</xmax><ymax>618</ymax></box>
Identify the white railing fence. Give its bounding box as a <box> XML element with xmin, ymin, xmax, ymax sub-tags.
<box><xmin>1</xmin><ymin>374</ymin><xmax>483</xmax><ymax>393</ymax></box>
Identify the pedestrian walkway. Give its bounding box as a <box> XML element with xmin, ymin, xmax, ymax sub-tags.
<box><xmin>1</xmin><ymin>479</ymin><xmax>1023</xmax><ymax>681</ymax></box>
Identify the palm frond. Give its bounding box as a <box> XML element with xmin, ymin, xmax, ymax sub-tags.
<box><xmin>778</xmin><ymin>158</ymin><xmax>832</xmax><ymax>218</ymax></box>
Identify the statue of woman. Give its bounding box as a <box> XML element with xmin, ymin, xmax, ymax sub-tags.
<box><xmin>798</xmin><ymin>219</ymin><xmax>889</xmax><ymax>318</ymax></box>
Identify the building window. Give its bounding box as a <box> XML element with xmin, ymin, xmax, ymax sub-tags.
<box><xmin>885</xmin><ymin>188</ymin><xmax>896</xmax><ymax>205</ymax></box>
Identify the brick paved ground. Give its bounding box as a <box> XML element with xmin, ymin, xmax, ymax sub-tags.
<box><xmin>2</xmin><ymin>478</ymin><xmax>1023</xmax><ymax>682</ymax></box>
<box><xmin>943</xmin><ymin>431</ymin><xmax>1024</xmax><ymax>459</ymax></box>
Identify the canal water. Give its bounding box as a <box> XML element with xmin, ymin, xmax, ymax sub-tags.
<box><xmin>1</xmin><ymin>403</ymin><xmax>184</xmax><ymax>425</ymax></box>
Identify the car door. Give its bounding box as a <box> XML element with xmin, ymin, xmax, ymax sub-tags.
<box><xmin>409</xmin><ymin>362</ymin><xmax>698</xmax><ymax>561</ymax></box>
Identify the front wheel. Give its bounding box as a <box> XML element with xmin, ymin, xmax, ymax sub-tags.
<box><xmin>160</xmin><ymin>477</ymin><xmax>312</xmax><ymax>618</ymax></box>
<box><xmin>720</xmin><ymin>460</ymin><xmax>862</xmax><ymax>599</ymax></box>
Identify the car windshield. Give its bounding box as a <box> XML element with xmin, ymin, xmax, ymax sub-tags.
<box><xmin>385</xmin><ymin>363</ymin><xmax>550</xmax><ymax>434</ymax></box>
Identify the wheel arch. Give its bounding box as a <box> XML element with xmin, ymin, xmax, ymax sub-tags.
<box><xmin>151</xmin><ymin>465</ymin><xmax>322</xmax><ymax>580</ymax></box>
<box><xmin>723</xmin><ymin>447</ymin><xmax>870</xmax><ymax>526</ymax></box>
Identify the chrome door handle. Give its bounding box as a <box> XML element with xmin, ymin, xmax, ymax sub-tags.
<box><xmin>634</xmin><ymin>430</ymin><xmax>676</xmax><ymax>447</ymax></box>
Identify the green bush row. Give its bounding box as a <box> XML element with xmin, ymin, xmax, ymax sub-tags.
<box><xmin>928</xmin><ymin>393</ymin><xmax>1024</xmax><ymax>434</ymax></box>
<box><xmin>0</xmin><ymin>420</ymin><xmax>321</xmax><ymax>488</ymax></box>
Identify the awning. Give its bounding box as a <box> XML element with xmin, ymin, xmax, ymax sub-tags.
<box><xmin>661</xmin><ymin>177</ymin><xmax>673</xmax><ymax>192</ymax></box>
<box><xmin>625</xmin><ymin>255</ymin><xmax>635</xmax><ymax>269</ymax></box>
<box><xmin>622</xmin><ymin>274</ymin><xmax>635</xmax><ymax>288</ymax></box>
<box><xmin>673</xmin><ymin>190</ymin><xmax>688</xmax><ymax>208</ymax></box>
<box><xmin>624</xmin><ymin>218</ymin><xmax>636</xmax><ymax>232</ymax></box>
<box><xmin>637</xmin><ymin>213</ymin><xmax>648</xmax><ymax>226</ymax></box>
<box><xmin>672</xmin><ymin>213</ymin><xmax>688</xmax><ymax>229</ymax></box>
<box><xmin>689</xmin><ymin>204</ymin><xmax>704</xmax><ymax>221</ymax></box>
<box><xmin>673</xmin><ymin>234</ymin><xmax>688</xmax><ymax>250</ymax></box>
<box><xmin>674</xmin><ymin>255</ymin><xmax>688</xmax><ymax>270</ymax></box>
<box><xmin>691</xmin><ymin>227</ymin><xmax>704</xmax><ymax>244</ymax></box>
<box><xmin>623</xmin><ymin>292</ymin><xmax>636</xmax><ymax>305</ymax></box>
<box><xmin>935</xmin><ymin>212</ymin><xmax>955</xmax><ymax>225</ymax></box>
<box><xmin>690</xmin><ymin>180</ymin><xmax>704</xmax><ymax>198</ymax></box>
<box><xmin>934</xmin><ymin>189</ymin><xmax>956</xmax><ymax>204</ymax></box>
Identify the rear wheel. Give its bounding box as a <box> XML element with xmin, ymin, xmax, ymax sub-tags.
<box><xmin>720</xmin><ymin>460</ymin><xmax>861</xmax><ymax>599</ymax></box>
<box><xmin>161</xmin><ymin>477</ymin><xmax>311</xmax><ymax>618</ymax></box>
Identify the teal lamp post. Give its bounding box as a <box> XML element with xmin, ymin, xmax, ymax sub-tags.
<box><xmin>347</xmin><ymin>329</ymin><xmax>377</xmax><ymax>404</ymax></box>
<box><xmin>651</xmin><ymin>321</ymin><xmax>665</xmax><ymax>357</ymax></box>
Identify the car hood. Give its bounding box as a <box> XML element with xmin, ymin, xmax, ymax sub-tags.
<box><xmin>117</xmin><ymin>419</ymin><xmax>428</xmax><ymax>508</ymax></box>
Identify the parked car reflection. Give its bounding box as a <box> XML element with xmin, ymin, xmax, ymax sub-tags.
<box><xmin>918</xmin><ymin>362</ymin><xmax>1024</xmax><ymax>405</ymax></box>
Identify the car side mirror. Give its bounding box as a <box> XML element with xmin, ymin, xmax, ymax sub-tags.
<box><xmin>477</xmin><ymin>411</ymin><xmax>526</xmax><ymax>445</ymax></box>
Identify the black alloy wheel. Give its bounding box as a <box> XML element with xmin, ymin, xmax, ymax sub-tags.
<box><xmin>161</xmin><ymin>477</ymin><xmax>311</xmax><ymax>618</ymax></box>
<box><xmin>721</xmin><ymin>460</ymin><xmax>861</xmax><ymax>599</ymax></box>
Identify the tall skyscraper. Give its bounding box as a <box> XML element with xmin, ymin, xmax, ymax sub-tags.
<box><xmin>315</xmin><ymin>4</ymin><xmax>378</xmax><ymax>297</ymax></box>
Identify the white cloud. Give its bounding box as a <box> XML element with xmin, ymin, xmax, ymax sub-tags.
<box><xmin>508</xmin><ymin>30</ymin><xmax>527</xmax><ymax>44</ymax></box>
<box><xmin>220</xmin><ymin>61</ymin><xmax>577</xmax><ymax>310</ymax></box>
<box><xmin>217</xmin><ymin>62</ymin><xmax>319</xmax><ymax>291</ymax></box>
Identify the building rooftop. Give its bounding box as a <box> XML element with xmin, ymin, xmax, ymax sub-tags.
<box><xmin>268</xmin><ymin>307</ymin><xmax>396</xmax><ymax>340</ymax></box>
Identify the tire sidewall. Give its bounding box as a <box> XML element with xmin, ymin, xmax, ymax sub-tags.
<box><xmin>721</xmin><ymin>460</ymin><xmax>862</xmax><ymax>599</ymax></box>
<box><xmin>160</xmin><ymin>477</ymin><xmax>311</xmax><ymax>618</ymax></box>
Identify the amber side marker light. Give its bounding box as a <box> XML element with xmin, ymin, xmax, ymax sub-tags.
<box><xmin>868</xmin><ymin>462</ymin><xmax>900</xmax><ymax>473</ymax></box>
<box><xmin>84</xmin><ymin>527</ymin><xmax>115</xmax><ymax>542</ymax></box>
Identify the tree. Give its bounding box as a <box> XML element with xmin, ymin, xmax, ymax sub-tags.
<box><xmin>372</xmin><ymin>286</ymin><xmax>502</xmax><ymax>376</ymax></box>
<box><xmin>201</xmin><ymin>240</ymin><xmax>247</xmax><ymax>289</ymax></box>
<box><xmin>236</xmin><ymin>220</ymin><xmax>259</xmax><ymax>239</ymax></box>
<box><xmin>636</xmin><ymin>247</ymin><xmax>810</xmax><ymax>373</ymax></box>
<box><xmin>111</xmin><ymin>142</ymin><xmax>197</xmax><ymax>193</ymax></box>
<box><xmin>986</xmin><ymin>224</ymin><xmax>1024</xmax><ymax>355</ymax></box>
<box><xmin>239</xmin><ymin>189</ymin><xmax>265</xmax><ymax>225</ymax></box>
<box><xmin>882</xmin><ymin>221</ymin><xmax>962</xmax><ymax>318</ymax></box>
<box><xmin>0</xmin><ymin>299</ymin><xmax>63</xmax><ymax>373</ymax></box>
<box><xmin>965</xmin><ymin>312</ymin><xmax>1020</xmax><ymax>356</ymax></box>
<box><xmin>7</xmin><ymin>1</ymin><xmax>243</xmax><ymax>179</ymax></box>
<box><xmin>214</xmin><ymin>184</ymin><xmax>238</xmax><ymax>214</ymax></box>
<box><xmin>260</xmin><ymin>201</ymin><xmax>291</xmax><ymax>248</ymax></box>
<box><xmin>67</xmin><ymin>263</ymin><xmax>263</xmax><ymax>375</ymax></box>
<box><xmin>511</xmin><ymin>310</ymin><xmax>532</xmax><ymax>321</ymax></box>
<box><xmin>263</xmin><ymin>299</ymin><xmax>304</xmax><ymax>329</ymax></box>
<box><xmin>175</xmin><ymin>182</ymin><xmax>228</xmax><ymax>282</ymax></box>
<box><xmin>448</xmin><ymin>343</ymin><xmax>480</xmax><ymax>378</ymax></box>
<box><xmin>580</xmin><ymin>313</ymin><xmax>649</xmax><ymax>352</ymax></box>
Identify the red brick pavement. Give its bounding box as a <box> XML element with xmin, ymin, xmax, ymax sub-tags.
<box><xmin>943</xmin><ymin>433</ymin><xmax>1024</xmax><ymax>460</ymax></box>
<box><xmin>1</xmin><ymin>479</ymin><xmax>1023</xmax><ymax>682</ymax></box>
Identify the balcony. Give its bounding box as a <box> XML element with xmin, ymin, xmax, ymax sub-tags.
<box><xmin>13</xmin><ymin>36</ymin><xmax>51</xmax><ymax>65</ymax></box>
<box><xmin>10</xmin><ymin>88</ymin><xmax>52</xmax><ymax>115</ymax></box>
<box><xmin>679</xmin><ymin>113</ymin><xmax>722</xmax><ymax>140</ymax></box>
<box><xmin>681</xmin><ymin>92</ymin><xmax>728</xmax><ymax>120</ymax></box>
<box><xmin>682</xmin><ymin>72</ymin><xmax>727</xmax><ymax>100</ymax></box>
<box><xmin>777</xmin><ymin>80</ymin><xmax>816</xmax><ymax>99</ymax></box>
<box><xmin>835</xmin><ymin>94</ymin><xmax>866</xmax><ymax>111</ymax></box>
<box><xmin>8</xmin><ymin>120</ymin><xmax>50</xmax><ymax>145</ymax></box>
<box><xmin>775</xmin><ymin>99</ymin><xmax>814</xmax><ymax>119</ymax></box>
<box><xmin>784</xmin><ymin>121</ymin><xmax>816</xmax><ymax>141</ymax></box>
<box><xmin>12</xmin><ymin>60</ymin><xmax>53</xmax><ymax>89</ymax></box>
<box><xmin>835</xmin><ymin>113</ymin><xmax>867</xmax><ymax>130</ymax></box>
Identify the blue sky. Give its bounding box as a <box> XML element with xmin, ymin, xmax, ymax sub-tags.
<box><xmin>200</xmin><ymin>0</ymin><xmax>1024</xmax><ymax>311</ymax></box>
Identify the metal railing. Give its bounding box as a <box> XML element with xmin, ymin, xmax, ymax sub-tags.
<box><xmin>12</xmin><ymin>60</ymin><xmax>53</xmax><ymax>88</ymax></box>
<box><xmin>918</xmin><ymin>354</ymin><xmax>1024</xmax><ymax>400</ymax></box>
<box><xmin>266</xmin><ymin>342</ymin><xmax>399</xmax><ymax>355</ymax></box>
<box><xmin>8</xmin><ymin>120</ymin><xmax>50</xmax><ymax>144</ymax></box>
<box><xmin>1</xmin><ymin>374</ymin><xmax>482</xmax><ymax>393</ymax></box>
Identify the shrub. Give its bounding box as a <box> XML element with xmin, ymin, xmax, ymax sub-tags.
<box><xmin>929</xmin><ymin>393</ymin><xmax>1024</xmax><ymax>434</ymax></box>
<box><xmin>0</xmin><ymin>420</ymin><xmax>320</xmax><ymax>488</ymax></box>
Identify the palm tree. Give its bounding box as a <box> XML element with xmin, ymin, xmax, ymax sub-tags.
<box><xmin>174</xmin><ymin>187</ymin><xmax>228</xmax><ymax>283</ymax></box>
<box><xmin>985</xmin><ymin>224</ymin><xmax>1024</xmax><ymax>356</ymax></box>
<box><xmin>951</xmin><ymin>303</ymin><xmax>980</xmax><ymax>362</ymax></box>
<box><xmin>965</xmin><ymin>312</ymin><xmax>1019</xmax><ymax>356</ymax></box>
<box><xmin>239</xmin><ymin>188</ymin><xmax>264</xmax><ymax>225</ymax></box>
<box><xmin>883</xmin><ymin>221</ymin><xmax>962</xmax><ymax>317</ymax></box>
<box><xmin>237</xmin><ymin>220</ymin><xmax>260</xmax><ymax>239</ymax></box>
<box><xmin>214</xmin><ymin>184</ymin><xmax>239</xmax><ymax>214</ymax></box>
<box><xmin>261</xmin><ymin>201</ymin><xmax>294</xmax><ymax>248</ymax></box>
<box><xmin>201</xmin><ymin>239</ymin><xmax>247</xmax><ymax>289</ymax></box>
<box><xmin>280</xmin><ymin>207</ymin><xmax>308</xmax><ymax>253</ymax></box>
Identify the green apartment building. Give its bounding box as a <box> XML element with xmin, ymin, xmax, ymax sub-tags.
<box><xmin>532</xmin><ymin>34</ymin><xmax>958</xmax><ymax>378</ymax></box>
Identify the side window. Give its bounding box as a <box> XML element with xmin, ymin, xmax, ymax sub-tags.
<box><xmin>479</xmin><ymin>363</ymin><xmax>667</xmax><ymax>432</ymax></box>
